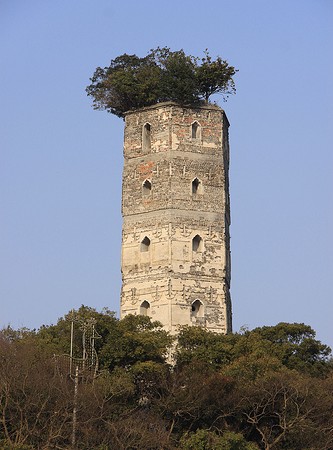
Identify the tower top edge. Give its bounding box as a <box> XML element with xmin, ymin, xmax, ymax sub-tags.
<box><xmin>124</xmin><ymin>101</ymin><xmax>227</xmax><ymax>117</ymax></box>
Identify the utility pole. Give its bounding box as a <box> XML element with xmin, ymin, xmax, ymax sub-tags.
<box><xmin>55</xmin><ymin>313</ymin><xmax>100</xmax><ymax>448</ymax></box>
<box><xmin>71</xmin><ymin>365</ymin><xmax>79</xmax><ymax>448</ymax></box>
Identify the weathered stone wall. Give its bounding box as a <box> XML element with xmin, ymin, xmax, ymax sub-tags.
<box><xmin>120</xmin><ymin>102</ymin><xmax>232</xmax><ymax>334</ymax></box>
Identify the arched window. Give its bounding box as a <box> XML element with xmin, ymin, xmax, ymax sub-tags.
<box><xmin>191</xmin><ymin>121</ymin><xmax>200</xmax><ymax>139</ymax></box>
<box><xmin>142</xmin><ymin>179</ymin><xmax>152</xmax><ymax>195</ymax></box>
<box><xmin>192</xmin><ymin>177</ymin><xmax>202</xmax><ymax>194</ymax></box>
<box><xmin>140</xmin><ymin>236</ymin><xmax>150</xmax><ymax>252</ymax></box>
<box><xmin>191</xmin><ymin>299</ymin><xmax>204</xmax><ymax>318</ymax></box>
<box><xmin>143</xmin><ymin>123</ymin><xmax>151</xmax><ymax>150</ymax></box>
<box><xmin>140</xmin><ymin>300</ymin><xmax>150</xmax><ymax>316</ymax></box>
<box><xmin>192</xmin><ymin>234</ymin><xmax>203</xmax><ymax>252</ymax></box>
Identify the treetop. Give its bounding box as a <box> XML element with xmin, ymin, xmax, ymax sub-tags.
<box><xmin>86</xmin><ymin>47</ymin><xmax>238</xmax><ymax>118</ymax></box>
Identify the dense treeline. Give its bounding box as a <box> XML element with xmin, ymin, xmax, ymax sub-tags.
<box><xmin>1</xmin><ymin>306</ymin><xmax>332</xmax><ymax>449</ymax></box>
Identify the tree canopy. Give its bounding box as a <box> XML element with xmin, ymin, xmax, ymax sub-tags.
<box><xmin>86</xmin><ymin>48</ymin><xmax>238</xmax><ymax>117</ymax></box>
<box><xmin>1</xmin><ymin>308</ymin><xmax>332</xmax><ymax>449</ymax></box>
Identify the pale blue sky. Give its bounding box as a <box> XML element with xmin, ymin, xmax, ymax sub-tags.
<box><xmin>1</xmin><ymin>1</ymin><xmax>332</xmax><ymax>348</ymax></box>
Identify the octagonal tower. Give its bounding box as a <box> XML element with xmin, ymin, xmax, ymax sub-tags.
<box><xmin>120</xmin><ymin>102</ymin><xmax>232</xmax><ymax>334</ymax></box>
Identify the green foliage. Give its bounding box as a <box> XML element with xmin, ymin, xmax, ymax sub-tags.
<box><xmin>223</xmin><ymin>354</ymin><xmax>284</xmax><ymax>382</ymax></box>
<box><xmin>175</xmin><ymin>322</ymin><xmax>332</xmax><ymax>377</ymax></box>
<box><xmin>99</xmin><ymin>314</ymin><xmax>173</xmax><ymax>371</ymax></box>
<box><xmin>86</xmin><ymin>47</ymin><xmax>237</xmax><ymax>117</ymax></box>
<box><xmin>87</xmin><ymin>53</ymin><xmax>162</xmax><ymax>117</ymax></box>
<box><xmin>251</xmin><ymin>322</ymin><xmax>332</xmax><ymax>377</ymax></box>
<box><xmin>152</xmin><ymin>47</ymin><xmax>199</xmax><ymax>105</ymax></box>
<box><xmin>27</xmin><ymin>306</ymin><xmax>173</xmax><ymax>373</ymax></box>
<box><xmin>196</xmin><ymin>50</ymin><xmax>237</xmax><ymax>102</ymax></box>
<box><xmin>1</xmin><ymin>311</ymin><xmax>332</xmax><ymax>449</ymax></box>
<box><xmin>34</xmin><ymin>305</ymin><xmax>117</xmax><ymax>358</ymax></box>
<box><xmin>179</xmin><ymin>429</ymin><xmax>258</xmax><ymax>450</ymax></box>
<box><xmin>176</xmin><ymin>325</ymin><xmax>238</xmax><ymax>369</ymax></box>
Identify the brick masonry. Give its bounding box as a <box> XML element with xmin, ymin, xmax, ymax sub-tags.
<box><xmin>120</xmin><ymin>102</ymin><xmax>232</xmax><ymax>334</ymax></box>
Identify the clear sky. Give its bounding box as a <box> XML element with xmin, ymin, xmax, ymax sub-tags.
<box><xmin>1</xmin><ymin>1</ymin><xmax>332</xmax><ymax>348</ymax></box>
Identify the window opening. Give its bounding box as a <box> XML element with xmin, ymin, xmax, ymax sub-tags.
<box><xmin>142</xmin><ymin>179</ymin><xmax>152</xmax><ymax>195</ymax></box>
<box><xmin>192</xmin><ymin>178</ymin><xmax>201</xmax><ymax>194</ymax></box>
<box><xmin>191</xmin><ymin>121</ymin><xmax>199</xmax><ymax>139</ymax></box>
<box><xmin>140</xmin><ymin>236</ymin><xmax>150</xmax><ymax>252</ymax></box>
<box><xmin>192</xmin><ymin>234</ymin><xmax>203</xmax><ymax>252</ymax></box>
<box><xmin>191</xmin><ymin>299</ymin><xmax>203</xmax><ymax>318</ymax></box>
<box><xmin>140</xmin><ymin>301</ymin><xmax>150</xmax><ymax>316</ymax></box>
<box><xmin>143</xmin><ymin>123</ymin><xmax>151</xmax><ymax>150</ymax></box>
